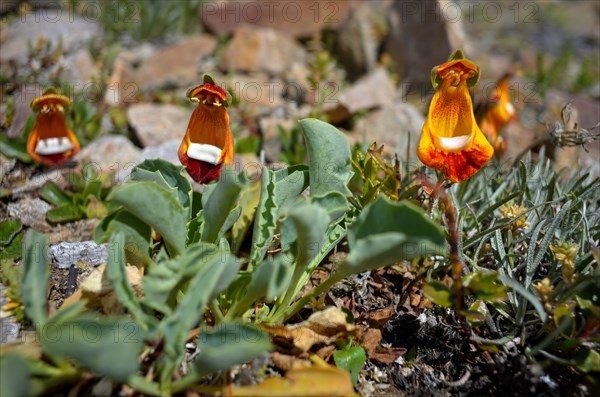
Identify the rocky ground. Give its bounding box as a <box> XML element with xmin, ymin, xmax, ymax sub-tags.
<box><xmin>1</xmin><ymin>0</ymin><xmax>599</xmax><ymax>396</ymax></box>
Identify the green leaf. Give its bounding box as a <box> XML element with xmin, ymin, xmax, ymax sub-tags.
<box><xmin>0</xmin><ymin>134</ymin><xmax>31</xmax><ymax>163</ymax></box>
<box><xmin>231</xmin><ymin>179</ymin><xmax>261</xmax><ymax>253</ymax></box>
<box><xmin>106</xmin><ymin>233</ymin><xmax>150</xmax><ymax>329</ymax></box>
<box><xmin>299</xmin><ymin>119</ymin><xmax>353</xmax><ymax>198</ymax></box>
<box><xmin>108</xmin><ymin>181</ymin><xmax>187</xmax><ymax>256</ymax></box>
<box><xmin>21</xmin><ymin>229</ymin><xmax>49</xmax><ymax>325</ymax></box>
<box><xmin>40</xmin><ymin>182</ymin><xmax>72</xmax><ymax>206</ymax></box>
<box><xmin>343</xmin><ymin>197</ymin><xmax>446</xmax><ymax>276</ymax></box>
<box><xmin>283</xmin><ymin>201</ymin><xmax>330</xmax><ymax>272</ymax></box>
<box><xmin>94</xmin><ymin>209</ymin><xmax>152</xmax><ymax>266</ymax></box>
<box><xmin>249</xmin><ymin>168</ymin><xmax>278</xmax><ymax>268</ymax></box>
<box><xmin>245</xmin><ymin>254</ymin><xmax>294</xmax><ymax>305</ymax></box>
<box><xmin>41</xmin><ymin>315</ymin><xmax>144</xmax><ymax>382</ymax></box>
<box><xmin>311</xmin><ymin>191</ymin><xmax>350</xmax><ymax>224</ymax></box>
<box><xmin>46</xmin><ymin>204</ymin><xmax>83</xmax><ymax>223</ymax></box>
<box><xmin>423</xmin><ymin>281</ymin><xmax>453</xmax><ymax>308</ymax></box>
<box><xmin>0</xmin><ymin>354</ymin><xmax>32</xmax><ymax>397</ymax></box>
<box><xmin>0</xmin><ymin>219</ymin><xmax>23</xmax><ymax>262</ymax></box>
<box><xmin>333</xmin><ymin>346</ymin><xmax>366</xmax><ymax>386</ymax></box>
<box><xmin>574</xmin><ymin>348</ymin><xmax>600</xmax><ymax>373</ymax></box>
<box><xmin>130</xmin><ymin>159</ymin><xmax>193</xmax><ymax>218</ymax></box>
<box><xmin>193</xmin><ymin>322</ymin><xmax>272</xmax><ymax>378</ymax></box>
<box><xmin>249</xmin><ymin>166</ymin><xmax>309</xmax><ymax>269</ymax></box>
<box><xmin>463</xmin><ymin>271</ymin><xmax>506</xmax><ymax>303</ymax></box>
<box><xmin>142</xmin><ymin>242</ymin><xmax>222</xmax><ymax>313</ymax></box>
<box><xmin>499</xmin><ymin>275</ymin><xmax>547</xmax><ymax>323</ymax></box>
<box><xmin>201</xmin><ymin>169</ymin><xmax>243</xmax><ymax>243</ymax></box>
<box><xmin>157</xmin><ymin>244</ymin><xmax>241</xmax><ymax>386</ymax></box>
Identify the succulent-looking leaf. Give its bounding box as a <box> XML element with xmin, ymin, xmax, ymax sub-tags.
<box><xmin>108</xmin><ymin>181</ymin><xmax>187</xmax><ymax>256</ymax></box>
<box><xmin>157</xmin><ymin>244</ymin><xmax>241</xmax><ymax>386</ymax></box>
<box><xmin>344</xmin><ymin>197</ymin><xmax>446</xmax><ymax>276</ymax></box>
<box><xmin>41</xmin><ymin>315</ymin><xmax>143</xmax><ymax>382</ymax></box>
<box><xmin>21</xmin><ymin>229</ymin><xmax>49</xmax><ymax>325</ymax></box>
<box><xmin>94</xmin><ymin>209</ymin><xmax>152</xmax><ymax>266</ymax></box>
<box><xmin>0</xmin><ymin>354</ymin><xmax>32</xmax><ymax>397</ymax></box>
<box><xmin>201</xmin><ymin>169</ymin><xmax>243</xmax><ymax>243</ymax></box>
<box><xmin>130</xmin><ymin>159</ymin><xmax>193</xmax><ymax>218</ymax></box>
<box><xmin>106</xmin><ymin>233</ymin><xmax>150</xmax><ymax>328</ymax></box>
<box><xmin>299</xmin><ymin>119</ymin><xmax>353</xmax><ymax>198</ymax></box>
<box><xmin>193</xmin><ymin>322</ymin><xmax>272</xmax><ymax>377</ymax></box>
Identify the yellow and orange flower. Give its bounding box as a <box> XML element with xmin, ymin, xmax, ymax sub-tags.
<box><xmin>476</xmin><ymin>73</ymin><xmax>516</xmax><ymax>153</ymax></box>
<box><xmin>417</xmin><ymin>51</ymin><xmax>493</xmax><ymax>183</ymax></box>
<box><xmin>26</xmin><ymin>89</ymin><xmax>80</xmax><ymax>167</ymax></box>
<box><xmin>178</xmin><ymin>75</ymin><xmax>234</xmax><ymax>184</ymax></box>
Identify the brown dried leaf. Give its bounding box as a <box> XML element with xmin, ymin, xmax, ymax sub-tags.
<box><xmin>360</xmin><ymin>327</ymin><xmax>406</xmax><ymax>364</ymax></box>
<box><xmin>231</xmin><ymin>364</ymin><xmax>359</xmax><ymax>397</ymax></box>
<box><xmin>262</xmin><ymin>307</ymin><xmax>357</xmax><ymax>352</ymax></box>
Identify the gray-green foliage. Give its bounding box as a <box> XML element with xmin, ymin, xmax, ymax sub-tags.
<box><xmin>451</xmin><ymin>148</ymin><xmax>599</xmax><ymax>371</ymax></box>
<box><xmin>6</xmin><ymin>118</ymin><xmax>450</xmax><ymax>395</ymax></box>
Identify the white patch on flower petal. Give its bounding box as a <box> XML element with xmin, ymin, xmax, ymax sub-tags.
<box><xmin>437</xmin><ymin>135</ymin><xmax>472</xmax><ymax>151</ymax></box>
<box><xmin>187</xmin><ymin>143</ymin><xmax>222</xmax><ymax>164</ymax></box>
<box><xmin>35</xmin><ymin>137</ymin><xmax>74</xmax><ymax>155</ymax></box>
<box><xmin>504</xmin><ymin>101</ymin><xmax>515</xmax><ymax>116</ymax></box>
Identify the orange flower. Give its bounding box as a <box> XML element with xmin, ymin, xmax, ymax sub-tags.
<box><xmin>26</xmin><ymin>89</ymin><xmax>80</xmax><ymax>167</ymax></box>
<box><xmin>417</xmin><ymin>51</ymin><xmax>493</xmax><ymax>183</ymax></box>
<box><xmin>178</xmin><ymin>75</ymin><xmax>234</xmax><ymax>184</ymax></box>
<box><xmin>476</xmin><ymin>73</ymin><xmax>516</xmax><ymax>153</ymax></box>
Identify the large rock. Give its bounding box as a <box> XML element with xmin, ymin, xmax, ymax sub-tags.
<box><xmin>136</xmin><ymin>35</ymin><xmax>217</xmax><ymax>91</ymax></box>
<box><xmin>352</xmin><ymin>102</ymin><xmax>425</xmax><ymax>160</ymax></box>
<box><xmin>127</xmin><ymin>103</ymin><xmax>192</xmax><ymax>147</ymax></box>
<box><xmin>76</xmin><ymin>135</ymin><xmax>141</xmax><ymax>182</ymax></box>
<box><xmin>6</xmin><ymin>84</ymin><xmax>42</xmax><ymax>138</ymax></box>
<box><xmin>8</xmin><ymin>198</ymin><xmax>52</xmax><ymax>232</ymax></box>
<box><xmin>334</xmin><ymin>2</ymin><xmax>379</xmax><ymax>81</ymax></box>
<box><xmin>200</xmin><ymin>0</ymin><xmax>350</xmax><ymax>38</ymax></box>
<box><xmin>384</xmin><ymin>0</ymin><xmax>469</xmax><ymax>84</ymax></box>
<box><xmin>139</xmin><ymin>139</ymin><xmax>181</xmax><ymax>165</ymax></box>
<box><xmin>220</xmin><ymin>26</ymin><xmax>307</xmax><ymax>75</ymax></box>
<box><xmin>325</xmin><ymin>68</ymin><xmax>397</xmax><ymax>123</ymax></box>
<box><xmin>58</xmin><ymin>49</ymin><xmax>99</xmax><ymax>89</ymax></box>
<box><xmin>1</xmin><ymin>10</ymin><xmax>101</xmax><ymax>66</ymax></box>
<box><xmin>103</xmin><ymin>56</ymin><xmax>137</xmax><ymax>106</ymax></box>
<box><xmin>222</xmin><ymin>73</ymin><xmax>285</xmax><ymax>116</ymax></box>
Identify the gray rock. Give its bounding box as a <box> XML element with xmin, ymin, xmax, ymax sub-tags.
<box><xmin>50</xmin><ymin>241</ymin><xmax>108</xmax><ymax>269</ymax></box>
<box><xmin>136</xmin><ymin>35</ymin><xmax>217</xmax><ymax>91</ymax></box>
<box><xmin>200</xmin><ymin>0</ymin><xmax>351</xmax><ymax>39</ymax></box>
<box><xmin>1</xmin><ymin>10</ymin><xmax>101</xmax><ymax>66</ymax></box>
<box><xmin>127</xmin><ymin>103</ymin><xmax>192</xmax><ymax>147</ymax></box>
<box><xmin>0</xmin><ymin>282</ymin><xmax>20</xmax><ymax>344</ymax></box>
<box><xmin>76</xmin><ymin>135</ymin><xmax>141</xmax><ymax>183</ymax></box>
<box><xmin>220</xmin><ymin>26</ymin><xmax>307</xmax><ymax>76</ymax></box>
<box><xmin>7</xmin><ymin>169</ymin><xmax>66</xmax><ymax>198</ymax></box>
<box><xmin>58</xmin><ymin>49</ymin><xmax>98</xmax><ymax>89</ymax></box>
<box><xmin>7</xmin><ymin>198</ymin><xmax>52</xmax><ymax>232</ymax></box>
<box><xmin>325</xmin><ymin>68</ymin><xmax>397</xmax><ymax>123</ymax></box>
<box><xmin>384</xmin><ymin>0</ymin><xmax>468</xmax><ymax>84</ymax></box>
<box><xmin>6</xmin><ymin>85</ymin><xmax>42</xmax><ymax>138</ymax></box>
<box><xmin>352</xmin><ymin>101</ymin><xmax>425</xmax><ymax>162</ymax></box>
<box><xmin>334</xmin><ymin>2</ymin><xmax>378</xmax><ymax>81</ymax></box>
<box><xmin>139</xmin><ymin>139</ymin><xmax>181</xmax><ymax>165</ymax></box>
<box><xmin>1</xmin><ymin>155</ymin><xmax>16</xmax><ymax>183</ymax></box>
